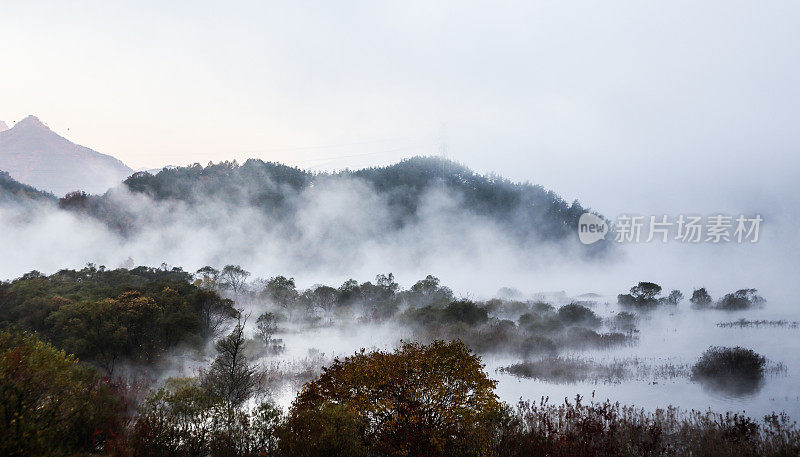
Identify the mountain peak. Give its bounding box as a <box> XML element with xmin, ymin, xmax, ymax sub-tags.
<box><xmin>0</xmin><ymin>120</ymin><xmax>8</xmax><ymax>132</ymax></box>
<box><xmin>0</xmin><ymin>115</ymin><xmax>133</xmax><ymax>195</ymax></box>
<box><xmin>15</xmin><ymin>115</ymin><xmax>49</xmax><ymax>131</ymax></box>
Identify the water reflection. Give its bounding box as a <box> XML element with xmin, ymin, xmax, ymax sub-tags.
<box><xmin>693</xmin><ymin>375</ymin><xmax>765</xmax><ymax>399</ymax></box>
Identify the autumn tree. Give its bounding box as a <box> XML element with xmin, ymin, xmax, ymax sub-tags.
<box><xmin>284</xmin><ymin>340</ymin><xmax>503</xmax><ymax>457</ymax></box>
<box><xmin>195</xmin><ymin>265</ymin><xmax>220</xmax><ymax>290</ymax></box>
<box><xmin>0</xmin><ymin>330</ymin><xmax>124</xmax><ymax>456</ymax></box>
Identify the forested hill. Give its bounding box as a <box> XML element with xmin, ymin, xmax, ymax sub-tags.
<box><xmin>0</xmin><ymin>170</ymin><xmax>56</xmax><ymax>204</ymax></box>
<box><xmin>116</xmin><ymin>157</ymin><xmax>596</xmax><ymax>247</ymax></box>
<box><xmin>351</xmin><ymin>158</ymin><xmax>585</xmax><ymax>242</ymax></box>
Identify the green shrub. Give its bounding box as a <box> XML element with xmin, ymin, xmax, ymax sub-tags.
<box><xmin>715</xmin><ymin>289</ymin><xmax>765</xmax><ymax>310</ymax></box>
<box><xmin>557</xmin><ymin>303</ymin><xmax>601</xmax><ymax>328</ymax></box>
<box><xmin>443</xmin><ymin>300</ymin><xmax>489</xmax><ymax>326</ymax></box>
<box><xmin>690</xmin><ymin>287</ymin><xmax>713</xmax><ymax>308</ymax></box>
<box><xmin>520</xmin><ymin>335</ymin><xmax>557</xmax><ymax>357</ymax></box>
<box><xmin>692</xmin><ymin>346</ymin><xmax>766</xmax><ymax>380</ymax></box>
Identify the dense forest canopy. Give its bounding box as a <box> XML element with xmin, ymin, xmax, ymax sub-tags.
<box><xmin>50</xmin><ymin>157</ymin><xmax>606</xmax><ymax>253</ymax></box>
<box><xmin>0</xmin><ymin>264</ymin><xmax>237</xmax><ymax>374</ymax></box>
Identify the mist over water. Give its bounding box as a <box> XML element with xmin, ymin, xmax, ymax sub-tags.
<box><xmin>490</xmin><ymin>304</ymin><xmax>800</xmax><ymax>419</ymax></box>
<box><xmin>1</xmin><ymin>166</ymin><xmax>798</xmax><ymax>420</ymax></box>
<box><xmin>4</xmin><ymin>2</ymin><xmax>800</xmax><ymax>453</ymax></box>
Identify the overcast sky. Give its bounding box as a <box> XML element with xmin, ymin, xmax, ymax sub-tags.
<box><xmin>2</xmin><ymin>1</ymin><xmax>798</xmax><ymax>216</ymax></box>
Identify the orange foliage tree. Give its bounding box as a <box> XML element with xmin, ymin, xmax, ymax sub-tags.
<box><xmin>282</xmin><ymin>340</ymin><xmax>503</xmax><ymax>457</ymax></box>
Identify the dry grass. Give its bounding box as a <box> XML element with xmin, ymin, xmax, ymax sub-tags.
<box><xmin>497</xmin><ymin>395</ymin><xmax>800</xmax><ymax>457</ymax></box>
<box><xmin>500</xmin><ymin>356</ymin><xmax>690</xmax><ymax>384</ymax></box>
<box><xmin>717</xmin><ymin>319</ymin><xmax>799</xmax><ymax>329</ymax></box>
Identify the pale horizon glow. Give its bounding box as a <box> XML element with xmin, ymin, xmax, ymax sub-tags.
<box><xmin>2</xmin><ymin>1</ymin><xmax>799</xmax><ymax>216</ymax></box>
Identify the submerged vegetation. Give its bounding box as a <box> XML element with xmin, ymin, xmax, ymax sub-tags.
<box><xmin>617</xmin><ymin>281</ymin><xmax>683</xmax><ymax>308</ymax></box>
<box><xmin>690</xmin><ymin>287</ymin><xmax>766</xmax><ymax>310</ymax></box>
<box><xmin>691</xmin><ymin>346</ymin><xmax>768</xmax><ymax>396</ymax></box>
<box><xmin>0</xmin><ymin>265</ymin><xmax>634</xmax><ymax>379</ymax></box>
<box><xmin>504</xmin><ymin>347</ymin><xmax>782</xmax><ymax>398</ymax></box>
<box><xmin>617</xmin><ymin>282</ymin><xmax>766</xmax><ymax>311</ymax></box>
<box><xmin>691</xmin><ymin>287</ymin><xmax>714</xmax><ymax>308</ymax></box>
<box><xmin>715</xmin><ymin>289</ymin><xmax>767</xmax><ymax>310</ymax></box>
<box><xmin>0</xmin><ymin>265</ymin><xmax>794</xmax><ymax>455</ymax></box>
<box><xmin>501</xmin><ymin>356</ymin><xmax>691</xmax><ymax>384</ymax></box>
<box><xmin>2</xmin><ymin>329</ymin><xmax>798</xmax><ymax>457</ymax></box>
<box><xmin>717</xmin><ymin>319</ymin><xmax>799</xmax><ymax>329</ymax></box>
<box><xmin>692</xmin><ymin>346</ymin><xmax>766</xmax><ymax>380</ymax></box>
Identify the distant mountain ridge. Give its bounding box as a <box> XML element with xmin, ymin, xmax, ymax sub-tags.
<box><xmin>56</xmin><ymin>156</ymin><xmax>607</xmax><ymax>255</ymax></box>
<box><xmin>0</xmin><ymin>116</ymin><xmax>133</xmax><ymax>196</ymax></box>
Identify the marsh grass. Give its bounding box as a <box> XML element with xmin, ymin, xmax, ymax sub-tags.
<box><xmin>717</xmin><ymin>319</ymin><xmax>799</xmax><ymax>329</ymax></box>
<box><xmin>261</xmin><ymin>349</ymin><xmax>329</xmax><ymax>391</ymax></box>
<box><xmin>501</xmin><ymin>356</ymin><xmax>691</xmax><ymax>384</ymax></box>
<box><xmin>500</xmin><ymin>395</ymin><xmax>800</xmax><ymax>457</ymax></box>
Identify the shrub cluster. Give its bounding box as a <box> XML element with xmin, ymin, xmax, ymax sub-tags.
<box><xmin>691</xmin><ymin>346</ymin><xmax>767</xmax><ymax>397</ymax></box>
<box><xmin>2</xmin><ymin>333</ymin><xmax>798</xmax><ymax>457</ymax></box>
<box><xmin>691</xmin><ymin>287</ymin><xmax>766</xmax><ymax>310</ymax></box>
<box><xmin>617</xmin><ymin>281</ymin><xmax>683</xmax><ymax>308</ymax></box>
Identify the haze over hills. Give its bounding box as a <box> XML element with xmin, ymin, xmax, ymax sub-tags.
<box><xmin>0</xmin><ymin>170</ymin><xmax>55</xmax><ymax>204</ymax></box>
<box><xmin>55</xmin><ymin>156</ymin><xmax>607</xmax><ymax>257</ymax></box>
<box><xmin>0</xmin><ymin>152</ymin><xmax>609</xmax><ymax>281</ymax></box>
<box><xmin>0</xmin><ymin>115</ymin><xmax>133</xmax><ymax>196</ymax></box>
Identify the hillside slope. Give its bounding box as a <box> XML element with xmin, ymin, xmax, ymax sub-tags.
<box><xmin>63</xmin><ymin>157</ymin><xmax>606</xmax><ymax>255</ymax></box>
<box><xmin>0</xmin><ymin>170</ymin><xmax>56</xmax><ymax>204</ymax></box>
<box><xmin>0</xmin><ymin>116</ymin><xmax>133</xmax><ymax>196</ymax></box>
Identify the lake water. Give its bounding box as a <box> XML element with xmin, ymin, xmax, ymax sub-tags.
<box><xmin>269</xmin><ymin>298</ymin><xmax>800</xmax><ymax>420</ymax></box>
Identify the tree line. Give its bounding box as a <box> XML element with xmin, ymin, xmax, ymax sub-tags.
<box><xmin>51</xmin><ymin>157</ymin><xmax>606</xmax><ymax>253</ymax></box>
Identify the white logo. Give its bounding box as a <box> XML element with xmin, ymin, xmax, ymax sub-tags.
<box><xmin>578</xmin><ymin>213</ymin><xmax>608</xmax><ymax>245</ymax></box>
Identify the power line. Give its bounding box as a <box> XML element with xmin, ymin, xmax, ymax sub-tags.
<box><xmin>299</xmin><ymin>140</ymin><xmax>438</xmax><ymax>168</ymax></box>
